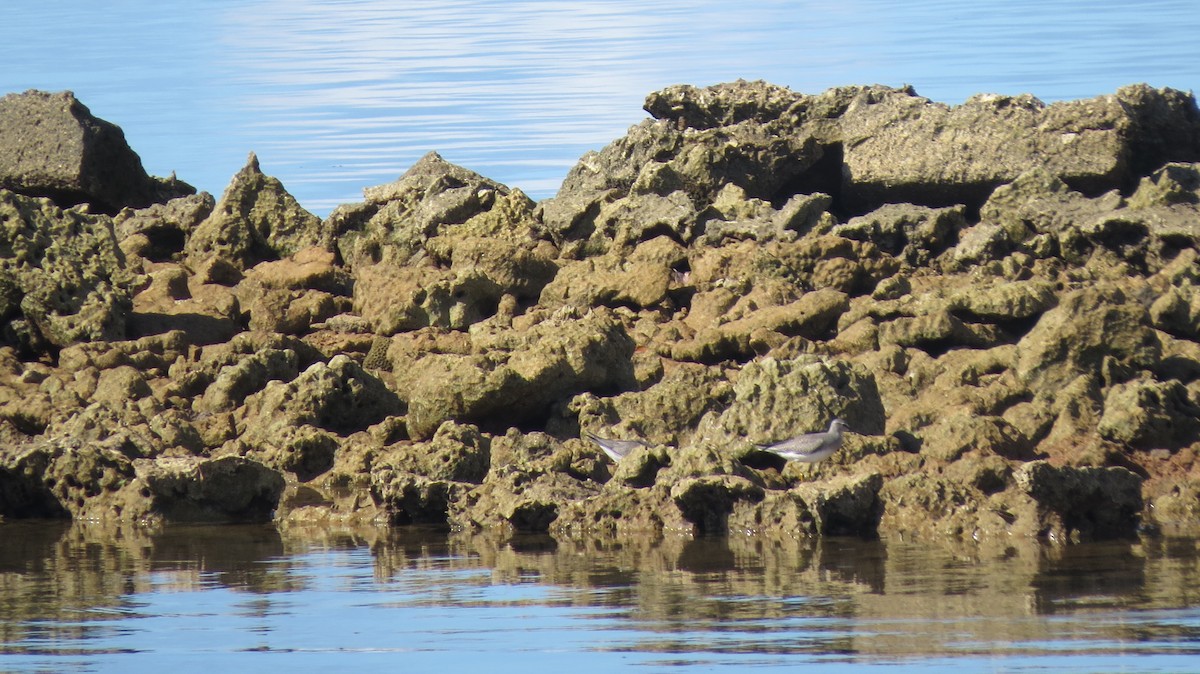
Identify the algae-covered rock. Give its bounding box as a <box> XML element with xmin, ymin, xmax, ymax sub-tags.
<box><xmin>1097</xmin><ymin>377</ymin><xmax>1200</xmax><ymax>449</ymax></box>
<box><xmin>133</xmin><ymin>455</ymin><xmax>286</xmax><ymax>522</ymax></box>
<box><xmin>0</xmin><ymin>191</ymin><xmax>134</xmax><ymax>351</ymax></box>
<box><xmin>185</xmin><ymin>152</ymin><xmax>325</xmax><ymax>270</ymax></box>
<box><xmin>698</xmin><ymin>356</ymin><xmax>886</xmax><ymax>448</ymax></box>
<box><xmin>1015</xmin><ymin>285</ymin><xmax>1160</xmax><ymax>390</ymax></box>
<box><xmin>398</xmin><ymin>308</ymin><xmax>635</xmax><ymax>439</ymax></box>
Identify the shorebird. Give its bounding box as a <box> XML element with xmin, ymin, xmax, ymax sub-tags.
<box><xmin>584</xmin><ymin>432</ymin><xmax>649</xmax><ymax>463</ymax></box>
<box><xmin>757</xmin><ymin>419</ymin><xmax>850</xmax><ymax>464</ymax></box>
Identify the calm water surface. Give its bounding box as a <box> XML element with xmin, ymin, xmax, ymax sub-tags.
<box><xmin>1</xmin><ymin>521</ymin><xmax>1198</xmax><ymax>673</ymax></box>
<box><xmin>3</xmin><ymin>2</ymin><xmax>1200</xmax><ymax>215</ymax></box>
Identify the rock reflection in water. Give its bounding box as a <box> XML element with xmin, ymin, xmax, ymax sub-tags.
<box><xmin>1</xmin><ymin>522</ymin><xmax>1199</xmax><ymax>669</ymax></box>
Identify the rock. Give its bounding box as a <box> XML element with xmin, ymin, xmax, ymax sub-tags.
<box><xmin>539</xmin><ymin>236</ymin><xmax>684</xmax><ymax>310</ymax></box>
<box><xmin>451</xmin><ymin>469</ymin><xmax>600</xmax><ymax>533</ymax></box>
<box><xmin>1097</xmin><ymin>377</ymin><xmax>1200</xmax><ymax>449</ymax></box>
<box><xmin>917</xmin><ymin>412</ymin><xmax>1032</xmax><ymax>462</ymax></box>
<box><xmin>240</xmin><ymin>354</ymin><xmax>404</xmax><ymax>436</ymax></box>
<box><xmin>833</xmin><ymin>203</ymin><xmax>965</xmax><ymax>265</ymax></box>
<box><xmin>185</xmin><ymin>153</ymin><xmax>325</xmax><ymax>270</ymax></box>
<box><xmin>397</xmin><ymin>308</ymin><xmax>635</xmax><ymax>439</ymax></box>
<box><xmin>729</xmin><ymin>473</ymin><xmax>882</xmax><ymax>536</ymax></box>
<box><xmin>133</xmin><ymin>454</ymin><xmax>286</xmax><ymax>521</ymax></box>
<box><xmin>672</xmin><ymin>288</ymin><xmax>849</xmax><ymax>362</ymax></box>
<box><xmin>1014</xmin><ymin>461</ymin><xmax>1144</xmax><ymax>541</ymax></box>
<box><xmin>0</xmin><ymin>90</ymin><xmax>193</xmax><ymax>212</ymax></box>
<box><xmin>114</xmin><ymin>193</ymin><xmax>214</xmax><ymax>263</ymax></box>
<box><xmin>337</xmin><ymin>154</ymin><xmax>554</xmax><ymax>334</ymax></box>
<box><xmin>128</xmin><ymin>263</ymin><xmax>243</xmax><ymax>344</ymax></box>
<box><xmin>1015</xmin><ymin>285</ymin><xmax>1160</xmax><ymax>391</ymax></box>
<box><xmin>697</xmin><ymin>356</ymin><xmax>887</xmax><ymax>447</ymax></box>
<box><xmin>572</xmin><ymin>362</ymin><xmax>734</xmax><ymax>447</ymax></box>
<box><xmin>670</xmin><ymin>474</ymin><xmax>765</xmax><ymax>534</ymax></box>
<box><xmin>824</xmin><ymin>85</ymin><xmax>1200</xmax><ymax>212</ymax></box>
<box><xmin>879</xmin><ymin>310</ymin><xmax>1005</xmax><ymax>352</ymax></box>
<box><xmin>375</xmin><ymin>421</ymin><xmax>490</xmax><ymax>484</ymax></box>
<box><xmin>0</xmin><ymin>190</ymin><xmax>134</xmax><ymax>351</ymax></box>
<box><xmin>368</xmin><ymin>471</ymin><xmax>467</xmax><ymax>525</ymax></box>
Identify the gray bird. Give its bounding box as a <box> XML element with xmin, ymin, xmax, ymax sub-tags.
<box><xmin>585</xmin><ymin>432</ymin><xmax>649</xmax><ymax>463</ymax></box>
<box><xmin>757</xmin><ymin>419</ymin><xmax>850</xmax><ymax>463</ymax></box>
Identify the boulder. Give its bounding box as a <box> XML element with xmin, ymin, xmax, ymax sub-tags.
<box><xmin>397</xmin><ymin>308</ymin><xmax>635</xmax><ymax>439</ymax></box>
<box><xmin>133</xmin><ymin>454</ymin><xmax>286</xmax><ymax>521</ymax></box>
<box><xmin>185</xmin><ymin>153</ymin><xmax>325</xmax><ymax>270</ymax></box>
<box><xmin>1015</xmin><ymin>285</ymin><xmax>1161</xmax><ymax>391</ymax></box>
<box><xmin>0</xmin><ymin>190</ymin><xmax>134</xmax><ymax>352</ymax></box>
<box><xmin>697</xmin><ymin>355</ymin><xmax>887</xmax><ymax>448</ymax></box>
<box><xmin>0</xmin><ymin>90</ymin><xmax>193</xmax><ymax>212</ymax></box>
<box><xmin>1097</xmin><ymin>377</ymin><xmax>1200</xmax><ymax>449</ymax></box>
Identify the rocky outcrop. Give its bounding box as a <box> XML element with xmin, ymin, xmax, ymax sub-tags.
<box><xmin>0</xmin><ymin>90</ymin><xmax>193</xmax><ymax>213</ymax></box>
<box><xmin>2</xmin><ymin>82</ymin><xmax>1199</xmax><ymax>543</ymax></box>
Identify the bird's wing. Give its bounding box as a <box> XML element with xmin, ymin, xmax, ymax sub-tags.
<box><xmin>759</xmin><ymin>433</ymin><xmax>826</xmax><ymax>456</ymax></box>
<box><xmin>585</xmin><ymin>433</ymin><xmax>647</xmax><ymax>460</ymax></box>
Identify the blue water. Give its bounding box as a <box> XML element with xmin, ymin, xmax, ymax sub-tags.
<box><xmin>2</xmin><ymin>523</ymin><xmax>1200</xmax><ymax>673</ymax></box>
<box><xmin>3</xmin><ymin>1</ymin><xmax>1199</xmax><ymax>215</ymax></box>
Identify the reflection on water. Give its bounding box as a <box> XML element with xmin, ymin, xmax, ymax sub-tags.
<box><xmin>2</xmin><ymin>521</ymin><xmax>1199</xmax><ymax>672</ymax></box>
<box><xmin>3</xmin><ymin>2</ymin><xmax>1200</xmax><ymax>216</ymax></box>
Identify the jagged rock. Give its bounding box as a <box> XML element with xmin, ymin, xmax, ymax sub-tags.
<box><xmin>917</xmin><ymin>412</ymin><xmax>1032</xmax><ymax>462</ymax></box>
<box><xmin>0</xmin><ymin>190</ymin><xmax>134</xmax><ymax>351</ymax></box>
<box><xmin>729</xmin><ymin>473</ymin><xmax>882</xmax><ymax>536</ymax></box>
<box><xmin>833</xmin><ymin>203</ymin><xmax>964</xmax><ymax>265</ymax></box>
<box><xmin>185</xmin><ymin>152</ymin><xmax>324</xmax><ymax>270</ymax></box>
<box><xmin>451</xmin><ymin>469</ymin><xmax>600</xmax><ymax>533</ymax></box>
<box><xmin>670</xmin><ymin>474</ymin><xmax>765</xmax><ymax>534</ymax></box>
<box><xmin>196</xmin><ymin>346</ymin><xmax>300</xmax><ymax>413</ymax></box>
<box><xmin>1015</xmin><ymin>285</ymin><xmax>1161</xmax><ymax>390</ymax></box>
<box><xmin>240</xmin><ymin>354</ymin><xmax>403</xmax><ymax>437</ymax></box>
<box><xmin>697</xmin><ymin>356</ymin><xmax>887</xmax><ymax>447</ymax></box>
<box><xmin>374</xmin><ymin>421</ymin><xmax>490</xmax><ymax>484</ymax></box>
<box><xmin>114</xmin><ymin>192</ymin><xmax>214</xmax><ymax>263</ymax></box>
<box><xmin>368</xmin><ymin>471</ymin><xmax>467</xmax><ymax>525</ymax></box>
<box><xmin>695</xmin><ymin>186</ymin><xmax>834</xmax><ymax>245</ymax></box>
<box><xmin>397</xmin><ymin>308</ymin><xmax>635</xmax><ymax>439</ymax></box>
<box><xmin>1097</xmin><ymin>377</ymin><xmax>1200</xmax><ymax>449</ymax></box>
<box><xmin>879</xmin><ymin>310</ymin><xmax>1005</xmax><ymax>352</ymax></box>
<box><xmin>0</xmin><ymin>90</ymin><xmax>193</xmax><ymax>212</ymax></box>
<box><xmin>337</xmin><ymin>154</ymin><xmax>554</xmax><ymax>334</ymax></box>
<box><xmin>133</xmin><ymin>454</ymin><xmax>285</xmax><ymax>521</ymax></box>
<box><xmin>128</xmin><ymin>263</ymin><xmax>243</xmax><ymax>344</ymax></box>
<box><xmin>1014</xmin><ymin>461</ymin><xmax>1143</xmax><ymax>541</ymax></box>
<box><xmin>833</xmin><ymin>85</ymin><xmax>1200</xmax><ymax>211</ymax></box>
<box><xmin>540</xmin><ymin>236</ymin><xmax>685</xmax><ymax>310</ymax></box>
<box><xmin>572</xmin><ymin>362</ymin><xmax>734</xmax><ymax>447</ymax></box>
<box><xmin>672</xmin><ymin>288</ymin><xmax>849</xmax><ymax>362</ymax></box>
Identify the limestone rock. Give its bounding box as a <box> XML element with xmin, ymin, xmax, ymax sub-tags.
<box><xmin>133</xmin><ymin>454</ymin><xmax>286</xmax><ymax>522</ymax></box>
<box><xmin>1015</xmin><ymin>285</ymin><xmax>1161</xmax><ymax>390</ymax></box>
<box><xmin>0</xmin><ymin>90</ymin><xmax>193</xmax><ymax>212</ymax></box>
<box><xmin>1014</xmin><ymin>461</ymin><xmax>1144</xmax><ymax>541</ymax></box>
<box><xmin>0</xmin><ymin>190</ymin><xmax>134</xmax><ymax>351</ymax></box>
<box><xmin>398</xmin><ymin>308</ymin><xmax>635</xmax><ymax>439</ymax></box>
<box><xmin>185</xmin><ymin>152</ymin><xmax>324</xmax><ymax>270</ymax></box>
<box><xmin>1097</xmin><ymin>377</ymin><xmax>1200</xmax><ymax>449</ymax></box>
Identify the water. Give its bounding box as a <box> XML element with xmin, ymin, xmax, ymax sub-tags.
<box><xmin>2</xmin><ymin>521</ymin><xmax>1199</xmax><ymax>673</ymax></box>
<box><xmin>3</xmin><ymin>2</ymin><xmax>1200</xmax><ymax>216</ymax></box>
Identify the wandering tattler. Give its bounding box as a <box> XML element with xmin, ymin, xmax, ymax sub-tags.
<box><xmin>757</xmin><ymin>419</ymin><xmax>850</xmax><ymax>463</ymax></box>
